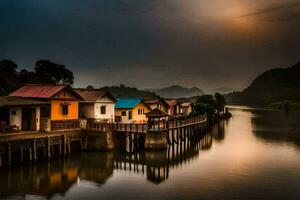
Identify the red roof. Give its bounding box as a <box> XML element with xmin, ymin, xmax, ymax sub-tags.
<box><xmin>10</xmin><ymin>84</ymin><xmax>70</xmax><ymax>99</ymax></box>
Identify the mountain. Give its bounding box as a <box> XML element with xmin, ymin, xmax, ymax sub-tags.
<box><xmin>101</xmin><ymin>85</ymin><xmax>158</xmax><ymax>98</ymax></box>
<box><xmin>211</xmin><ymin>87</ymin><xmax>236</xmax><ymax>95</ymax></box>
<box><xmin>147</xmin><ymin>85</ymin><xmax>204</xmax><ymax>99</ymax></box>
<box><xmin>225</xmin><ymin>62</ymin><xmax>300</xmax><ymax>106</ymax></box>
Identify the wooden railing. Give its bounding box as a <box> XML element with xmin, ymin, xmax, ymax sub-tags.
<box><xmin>83</xmin><ymin>115</ymin><xmax>207</xmax><ymax>133</ymax></box>
<box><xmin>168</xmin><ymin>115</ymin><xmax>206</xmax><ymax>129</ymax></box>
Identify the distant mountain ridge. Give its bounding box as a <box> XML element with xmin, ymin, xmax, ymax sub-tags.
<box><xmin>101</xmin><ymin>85</ymin><xmax>158</xmax><ymax>98</ymax></box>
<box><xmin>147</xmin><ymin>85</ymin><xmax>204</xmax><ymax>99</ymax></box>
<box><xmin>225</xmin><ymin>62</ymin><xmax>300</xmax><ymax>106</ymax></box>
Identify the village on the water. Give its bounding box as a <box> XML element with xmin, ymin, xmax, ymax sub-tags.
<box><xmin>0</xmin><ymin>84</ymin><xmax>218</xmax><ymax>168</ymax></box>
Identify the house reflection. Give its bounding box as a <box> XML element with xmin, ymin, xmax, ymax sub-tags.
<box><xmin>0</xmin><ymin>124</ymin><xmax>226</xmax><ymax>199</ymax></box>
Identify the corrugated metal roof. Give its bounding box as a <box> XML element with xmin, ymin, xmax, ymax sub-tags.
<box><xmin>0</xmin><ymin>96</ymin><xmax>49</xmax><ymax>107</ymax></box>
<box><xmin>10</xmin><ymin>84</ymin><xmax>68</xmax><ymax>99</ymax></box>
<box><xmin>115</xmin><ymin>98</ymin><xmax>142</xmax><ymax>109</ymax></box>
<box><xmin>74</xmin><ymin>89</ymin><xmax>116</xmax><ymax>103</ymax></box>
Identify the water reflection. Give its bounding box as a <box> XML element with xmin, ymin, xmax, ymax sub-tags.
<box><xmin>1</xmin><ymin>107</ymin><xmax>300</xmax><ymax>200</ymax></box>
<box><xmin>250</xmin><ymin>109</ymin><xmax>300</xmax><ymax>148</ymax></box>
<box><xmin>0</xmin><ymin>125</ymin><xmax>223</xmax><ymax>199</ymax></box>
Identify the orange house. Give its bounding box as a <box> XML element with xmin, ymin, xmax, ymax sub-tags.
<box><xmin>10</xmin><ymin>84</ymin><xmax>83</xmax><ymax>131</ymax></box>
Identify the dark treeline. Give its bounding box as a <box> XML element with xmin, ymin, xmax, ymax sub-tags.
<box><xmin>101</xmin><ymin>84</ymin><xmax>159</xmax><ymax>98</ymax></box>
<box><xmin>0</xmin><ymin>60</ymin><xmax>74</xmax><ymax>95</ymax></box>
<box><xmin>191</xmin><ymin>93</ymin><xmax>231</xmax><ymax>120</ymax></box>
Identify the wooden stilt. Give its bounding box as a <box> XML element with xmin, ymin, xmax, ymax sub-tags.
<box><xmin>20</xmin><ymin>145</ymin><xmax>24</xmax><ymax>163</ymax></box>
<box><xmin>47</xmin><ymin>137</ymin><xmax>51</xmax><ymax>160</ymax></box>
<box><xmin>63</xmin><ymin>135</ymin><xmax>67</xmax><ymax>156</ymax></box>
<box><xmin>33</xmin><ymin>139</ymin><xmax>37</xmax><ymax>161</ymax></box>
<box><xmin>59</xmin><ymin>140</ymin><xmax>62</xmax><ymax>156</ymax></box>
<box><xmin>29</xmin><ymin>148</ymin><xmax>33</xmax><ymax>161</ymax></box>
<box><xmin>8</xmin><ymin>142</ymin><xmax>12</xmax><ymax>167</ymax></box>
<box><xmin>0</xmin><ymin>153</ymin><xmax>2</xmax><ymax>167</ymax></box>
<box><xmin>68</xmin><ymin>139</ymin><xmax>71</xmax><ymax>154</ymax></box>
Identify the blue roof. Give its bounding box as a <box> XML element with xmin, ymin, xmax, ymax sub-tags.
<box><xmin>115</xmin><ymin>98</ymin><xmax>142</xmax><ymax>109</ymax></box>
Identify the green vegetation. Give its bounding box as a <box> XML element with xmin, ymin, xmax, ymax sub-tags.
<box><xmin>101</xmin><ymin>84</ymin><xmax>159</xmax><ymax>98</ymax></box>
<box><xmin>0</xmin><ymin>60</ymin><xmax>74</xmax><ymax>95</ymax></box>
<box><xmin>269</xmin><ymin>101</ymin><xmax>300</xmax><ymax>111</ymax></box>
<box><xmin>191</xmin><ymin>93</ymin><xmax>231</xmax><ymax>120</ymax></box>
<box><xmin>225</xmin><ymin>62</ymin><xmax>300</xmax><ymax>107</ymax></box>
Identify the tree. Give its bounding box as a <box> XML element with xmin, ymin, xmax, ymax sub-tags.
<box><xmin>190</xmin><ymin>93</ymin><xmax>228</xmax><ymax>120</ymax></box>
<box><xmin>215</xmin><ymin>93</ymin><xmax>227</xmax><ymax>114</ymax></box>
<box><xmin>35</xmin><ymin>60</ymin><xmax>74</xmax><ymax>84</ymax></box>
<box><xmin>0</xmin><ymin>60</ymin><xmax>18</xmax><ymax>95</ymax></box>
<box><xmin>86</xmin><ymin>85</ymin><xmax>95</xmax><ymax>90</ymax></box>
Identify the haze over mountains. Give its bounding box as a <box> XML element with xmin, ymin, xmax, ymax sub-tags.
<box><xmin>147</xmin><ymin>85</ymin><xmax>204</xmax><ymax>99</ymax></box>
<box><xmin>225</xmin><ymin>62</ymin><xmax>300</xmax><ymax>106</ymax></box>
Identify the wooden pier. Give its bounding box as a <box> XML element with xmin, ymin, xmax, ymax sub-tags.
<box><xmin>0</xmin><ymin>115</ymin><xmax>208</xmax><ymax>167</ymax></box>
<box><xmin>0</xmin><ymin>129</ymin><xmax>83</xmax><ymax>167</ymax></box>
<box><xmin>85</xmin><ymin>115</ymin><xmax>207</xmax><ymax>134</ymax></box>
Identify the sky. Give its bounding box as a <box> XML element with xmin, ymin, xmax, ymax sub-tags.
<box><xmin>1</xmin><ymin>0</ymin><xmax>300</xmax><ymax>92</ymax></box>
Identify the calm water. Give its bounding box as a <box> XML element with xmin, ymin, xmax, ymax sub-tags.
<box><xmin>1</xmin><ymin>106</ymin><xmax>300</xmax><ymax>200</ymax></box>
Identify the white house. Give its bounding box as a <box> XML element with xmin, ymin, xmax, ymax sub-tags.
<box><xmin>0</xmin><ymin>96</ymin><xmax>49</xmax><ymax>132</ymax></box>
<box><xmin>75</xmin><ymin>89</ymin><xmax>116</xmax><ymax>122</ymax></box>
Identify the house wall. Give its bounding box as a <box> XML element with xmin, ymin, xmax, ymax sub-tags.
<box><xmin>132</xmin><ymin>103</ymin><xmax>150</xmax><ymax>123</ymax></box>
<box><xmin>115</xmin><ymin>109</ymin><xmax>132</xmax><ymax>123</ymax></box>
<box><xmin>94</xmin><ymin>102</ymin><xmax>115</xmax><ymax>122</ymax></box>
<box><xmin>51</xmin><ymin>100</ymin><xmax>79</xmax><ymax>120</ymax></box>
<box><xmin>115</xmin><ymin>103</ymin><xmax>150</xmax><ymax>124</ymax></box>
<box><xmin>9</xmin><ymin>107</ymin><xmax>22</xmax><ymax>128</ymax></box>
<box><xmin>36</xmin><ymin>106</ymin><xmax>40</xmax><ymax>131</ymax></box>
<box><xmin>148</xmin><ymin>103</ymin><xmax>168</xmax><ymax>113</ymax></box>
<box><xmin>50</xmin><ymin>88</ymin><xmax>80</xmax><ymax>121</ymax></box>
<box><xmin>80</xmin><ymin>104</ymin><xmax>94</xmax><ymax>118</ymax></box>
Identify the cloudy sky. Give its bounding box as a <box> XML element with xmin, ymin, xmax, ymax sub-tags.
<box><xmin>1</xmin><ymin>0</ymin><xmax>300</xmax><ymax>92</ymax></box>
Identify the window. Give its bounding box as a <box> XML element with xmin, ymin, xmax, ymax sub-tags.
<box><xmin>121</xmin><ymin>111</ymin><xmax>126</xmax><ymax>116</ymax></box>
<box><xmin>100</xmin><ymin>106</ymin><xmax>106</xmax><ymax>114</ymax></box>
<box><xmin>62</xmin><ymin>105</ymin><xmax>69</xmax><ymax>115</ymax></box>
<box><xmin>138</xmin><ymin>109</ymin><xmax>145</xmax><ymax>115</ymax></box>
<box><xmin>128</xmin><ymin>111</ymin><xmax>132</xmax><ymax>120</ymax></box>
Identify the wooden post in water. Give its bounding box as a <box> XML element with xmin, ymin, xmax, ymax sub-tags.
<box><xmin>59</xmin><ymin>139</ymin><xmax>62</xmax><ymax>156</ymax></box>
<box><xmin>29</xmin><ymin>147</ymin><xmax>33</xmax><ymax>161</ymax></box>
<box><xmin>33</xmin><ymin>139</ymin><xmax>37</xmax><ymax>161</ymax></box>
<box><xmin>20</xmin><ymin>145</ymin><xmax>24</xmax><ymax>163</ymax></box>
<box><xmin>0</xmin><ymin>153</ymin><xmax>2</xmax><ymax>167</ymax></box>
<box><xmin>63</xmin><ymin>135</ymin><xmax>67</xmax><ymax>156</ymax></box>
<box><xmin>68</xmin><ymin>138</ymin><xmax>71</xmax><ymax>154</ymax></box>
<box><xmin>47</xmin><ymin>137</ymin><xmax>51</xmax><ymax>160</ymax></box>
<box><xmin>8</xmin><ymin>142</ymin><xmax>12</xmax><ymax>167</ymax></box>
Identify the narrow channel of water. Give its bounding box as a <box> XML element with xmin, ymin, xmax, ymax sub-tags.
<box><xmin>1</xmin><ymin>106</ymin><xmax>300</xmax><ymax>200</ymax></box>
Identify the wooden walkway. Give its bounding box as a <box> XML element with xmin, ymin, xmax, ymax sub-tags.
<box><xmin>85</xmin><ymin>115</ymin><xmax>207</xmax><ymax>133</ymax></box>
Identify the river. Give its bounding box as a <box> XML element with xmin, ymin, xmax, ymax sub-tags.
<box><xmin>1</xmin><ymin>106</ymin><xmax>300</xmax><ymax>200</ymax></box>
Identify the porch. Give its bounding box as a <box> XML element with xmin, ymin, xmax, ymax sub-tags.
<box><xmin>0</xmin><ymin>96</ymin><xmax>50</xmax><ymax>134</ymax></box>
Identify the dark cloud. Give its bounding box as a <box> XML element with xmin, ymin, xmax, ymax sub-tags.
<box><xmin>1</xmin><ymin>0</ymin><xmax>300</xmax><ymax>92</ymax></box>
<box><xmin>239</xmin><ymin>1</ymin><xmax>300</xmax><ymax>21</ymax></box>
